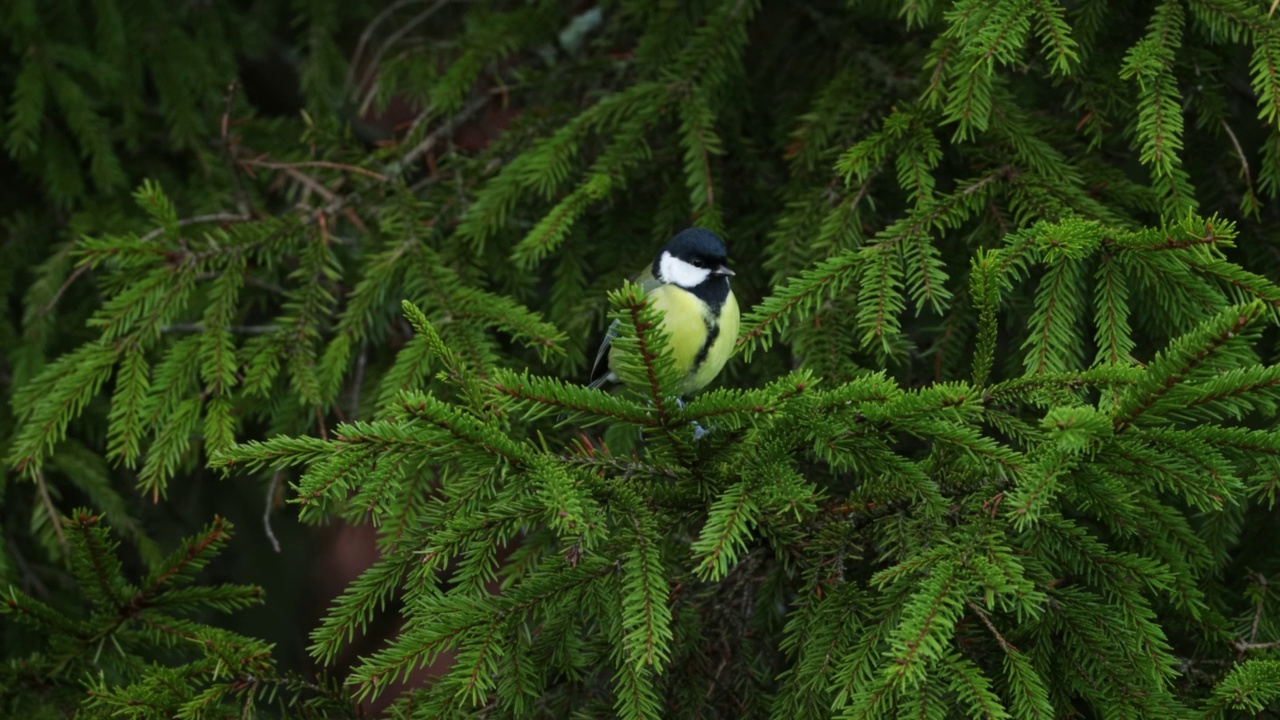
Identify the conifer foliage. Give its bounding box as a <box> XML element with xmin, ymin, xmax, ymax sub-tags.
<box><xmin>4</xmin><ymin>0</ymin><xmax>1280</xmax><ymax>718</ymax></box>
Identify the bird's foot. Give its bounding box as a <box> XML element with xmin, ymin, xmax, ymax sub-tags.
<box><xmin>691</xmin><ymin>421</ymin><xmax>711</xmax><ymax>441</ymax></box>
<box><xmin>669</xmin><ymin>396</ymin><xmax>715</xmax><ymax>441</ymax></box>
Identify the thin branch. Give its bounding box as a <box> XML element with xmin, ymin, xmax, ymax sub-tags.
<box><xmin>241</xmin><ymin>158</ymin><xmax>389</xmax><ymax>182</ymax></box>
<box><xmin>40</xmin><ymin>265</ymin><xmax>90</xmax><ymax>318</ymax></box>
<box><xmin>263</xmin><ymin>471</ymin><xmax>283</xmax><ymax>554</ymax></box>
<box><xmin>6</xmin><ymin>538</ymin><xmax>51</xmax><ymax>598</ymax></box>
<box><xmin>355</xmin><ymin>0</ymin><xmax>453</xmax><ymax>114</ymax></box>
<box><xmin>35</xmin><ymin>470</ymin><xmax>67</xmax><ymax>553</ymax></box>
<box><xmin>400</xmin><ymin>93</ymin><xmax>493</xmax><ymax>171</ymax></box>
<box><xmin>245</xmin><ymin>161</ymin><xmax>340</xmax><ymax>204</ymax></box>
<box><xmin>315</xmin><ymin>406</ymin><xmax>329</xmax><ymax>442</ymax></box>
<box><xmin>349</xmin><ymin>0</ymin><xmax>422</xmax><ymax>85</ymax></box>
<box><xmin>247</xmin><ymin>93</ymin><xmax>493</xmax><ymax>244</ymax></box>
<box><xmin>138</xmin><ymin>213</ymin><xmax>251</xmax><ymax>243</ymax></box>
<box><xmin>1235</xmin><ymin>639</ymin><xmax>1280</xmax><ymax>652</ymax></box>
<box><xmin>967</xmin><ymin>599</ymin><xmax>1017</xmax><ymax>653</ymax></box>
<box><xmin>126</xmin><ymin>88</ymin><xmax>490</xmax><ymax>261</ymax></box>
<box><xmin>1220</xmin><ymin>119</ymin><xmax>1253</xmax><ymax>189</ymax></box>
<box><xmin>221</xmin><ymin>80</ymin><xmax>254</xmax><ymax>216</ymax></box>
<box><xmin>162</xmin><ymin>323</ymin><xmax>282</xmax><ymax>335</ymax></box>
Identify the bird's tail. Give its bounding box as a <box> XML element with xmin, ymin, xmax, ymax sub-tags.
<box><xmin>586</xmin><ymin>372</ymin><xmax>615</xmax><ymax>391</ymax></box>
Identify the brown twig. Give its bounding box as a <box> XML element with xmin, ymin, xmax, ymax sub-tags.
<box><xmin>138</xmin><ymin>213</ymin><xmax>251</xmax><ymax>243</ymax></box>
<box><xmin>41</xmin><ymin>265</ymin><xmax>90</xmax><ymax>318</ymax></box>
<box><xmin>399</xmin><ymin>94</ymin><xmax>493</xmax><ymax>172</ymax></box>
<box><xmin>241</xmin><ymin>158</ymin><xmax>388</xmax><ymax>182</ymax></box>
<box><xmin>349</xmin><ymin>0</ymin><xmax>421</xmax><ymax>87</ymax></box>
<box><xmin>967</xmin><ymin>599</ymin><xmax>1017</xmax><ymax>653</ymax></box>
<box><xmin>1220</xmin><ymin>119</ymin><xmax>1253</xmax><ymax>189</ymax></box>
<box><xmin>99</xmin><ymin>84</ymin><xmax>492</xmax><ymax>349</ymax></box>
<box><xmin>354</xmin><ymin>0</ymin><xmax>452</xmax><ymax>115</ymax></box>
<box><xmin>255</xmin><ymin>162</ymin><xmax>340</xmax><ymax>203</ymax></box>
<box><xmin>1249</xmin><ymin>572</ymin><xmax>1267</xmax><ymax>644</ymax></box>
<box><xmin>1235</xmin><ymin>638</ymin><xmax>1280</xmax><ymax>653</ymax></box>
<box><xmin>34</xmin><ymin>469</ymin><xmax>67</xmax><ymax>553</ymax></box>
<box><xmin>315</xmin><ymin>406</ymin><xmax>329</xmax><ymax>442</ymax></box>
<box><xmin>221</xmin><ymin>81</ymin><xmax>254</xmax><ymax>216</ymax></box>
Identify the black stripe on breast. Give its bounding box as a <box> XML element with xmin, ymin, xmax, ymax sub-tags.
<box><xmin>689</xmin><ymin>275</ymin><xmax>731</xmax><ymax>313</ymax></box>
<box><xmin>694</xmin><ymin>322</ymin><xmax>721</xmax><ymax>369</ymax></box>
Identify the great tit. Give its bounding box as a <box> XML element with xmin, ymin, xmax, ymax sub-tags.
<box><xmin>588</xmin><ymin>227</ymin><xmax>740</xmax><ymax>397</ymax></box>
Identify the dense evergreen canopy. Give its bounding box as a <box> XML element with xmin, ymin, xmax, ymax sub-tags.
<box><xmin>3</xmin><ymin>0</ymin><xmax>1280</xmax><ymax>717</ymax></box>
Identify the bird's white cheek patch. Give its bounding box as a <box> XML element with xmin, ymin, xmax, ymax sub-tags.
<box><xmin>659</xmin><ymin>252</ymin><xmax>711</xmax><ymax>288</ymax></box>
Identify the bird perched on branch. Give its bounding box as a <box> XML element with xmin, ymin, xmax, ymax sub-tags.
<box><xmin>588</xmin><ymin>227</ymin><xmax>739</xmax><ymax>398</ymax></box>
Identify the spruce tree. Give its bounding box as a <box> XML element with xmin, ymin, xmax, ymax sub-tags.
<box><xmin>3</xmin><ymin>1</ymin><xmax>1280</xmax><ymax>718</ymax></box>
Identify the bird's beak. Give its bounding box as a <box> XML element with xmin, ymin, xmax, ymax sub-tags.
<box><xmin>713</xmin><ymin>265</ymin><xmax>735</xmax><ymax>277</ymax></box>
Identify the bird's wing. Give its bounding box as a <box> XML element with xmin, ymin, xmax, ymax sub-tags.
<box><xmin>587</xmin><ymin>319</ymin><xmax>620</xmax><ymax>389</ymax></box>
<box><xmin>587</xmin><ymin>269</ymin><xmax>662</xmax><ymax>389</ymax></box>
<box><xmin>639</xmin><ymin>274</ymin><xmax>663</xmax><ymax>292</ymax></box>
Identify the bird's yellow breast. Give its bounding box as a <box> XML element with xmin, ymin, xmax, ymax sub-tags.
<box><xmin>634</xmin><ymin>284</ymin><xmax>739</xmax><ymax>396</ymax></box>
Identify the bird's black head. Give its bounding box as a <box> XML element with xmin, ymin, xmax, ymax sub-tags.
<box><xmin>664</xmin><ymin>227</ymin><xmax>728</xmax><ymax>265</ymax></box>
<box><xmin>654</xmin><ymin>228</ymin><xmax>733</xmax><ymax>284</ymax></box>
<box><xmin>653</xmin><ymin>227</ymin><xmax>734</xmax><ymax>305</ymax></box>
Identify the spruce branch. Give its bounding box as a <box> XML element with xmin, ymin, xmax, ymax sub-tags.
<box><xmin>1093</xmin><ymin>253</ymin><xmax>1135</xmax><ymax>367</ymax></box>
<box><xmin>510</xmin><ymin>114</ymin><xmax>658</xmax><ymax>269</ymax></box>
<box><xmin>7</xmin><ymin>341</ymin><xmax>118</xmax><ymax>474</ymax></box>
<box><xmin>1023</xmin><ymin>258</ymin><xmax>1086</xmax><ymax>376</ymax></box>
<box><xmin>602</xmin><ymin>281</ymin><xmax>683</xmax><ymax>425</ymax></box>
<box><xmin>1208</xmin><ymin>659</ymin><xmax>1280</xmax><ymax>715</ymax></box>
<box><xmin>559</xmin><ymin>436</ymin><xmax>680</xmax><ymax>482</ymax></box>
<box><xmin>1120</xmin><ymin>0</ymin><xmax>1196</xmax><ymax>215</ymax></box>
<box><xmin>942</xmin><ymin>651</ymin><xmax>1011</xmax><ymax>718</ymax></box>
<box><xmin>395</xmin><ymin>390</ymin><xmax>533</xmax><ymax>465</ymax></box>
<box><xmin>677</xmin><ymin>84</ymin><xmax>723</xmax><ymax>231</ymax></box>
<box><xmin>491</xmin><ymin>370</ymin><xmax>657</xmax><ymax>427</ymax></box>
<box><xmin>970</xmin><ymin>249</ymin><xmax>1001</xmax><ymax>387</ymax></box>
<box><xmin>350</xmin><ymin>560</ymin><xmax>614</xmax><ymax>702</ymax></box>
<box><xmin>618</xmin><ymin>501</ymin><xmax>674</xmax><ymax>670</ymax></box>
<box><xmin>1162</xmin><ymin>364</ymin><xmax>1280</xmax><ymax>421</ymax></box>
<box><xmin>3</xmin><ymin>512</ymin><xmax>270</xmax><ymax>715</ymax></box>
<box><xmin>1029</xmin><ymin>0</ymin><xmax>1081</xmax><ymax>75</ymax></box>
<box><xmin>737</xmin><ymin>248</ymin><xmax>870</xmax><ymax>361</ymax></box>
<box><xmin>1181</xmin><ymin>255</ymin><xmax>1280</xmax><ymax>309</ymax></box>
<box><xmin>1114</xmin><ymin>301</ymin><xmax>1267</xmax><ymax>429</ymax></box>
<box><xmin>690</xmin><ymin>479</ymin><xmax>759</xmax><ymax>581</ymax></box>
<box><xmin>674</xmin><ymin>371</ymin><xmax>814</xmax><ymax>427</ymax></box>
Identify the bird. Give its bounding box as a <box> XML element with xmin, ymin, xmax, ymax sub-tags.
<box><xmin>588</xmin><ymin>227</ymin><xmax>740</xmax><ymax>399</ymax></box>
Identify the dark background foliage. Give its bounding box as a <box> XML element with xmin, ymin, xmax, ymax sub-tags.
<box><xmin>2</xmin><ymin>0</ymin><xmax>1280</xmax><ymax>717</ymax></box>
